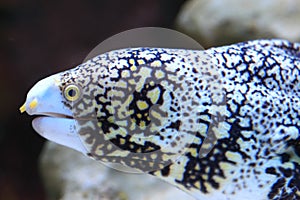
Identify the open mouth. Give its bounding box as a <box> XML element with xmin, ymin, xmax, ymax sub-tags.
<box><xmin>33</xmin><ymin>113</ymin><xmax>95</xmax><ymax>121</ymax></box>
<box><xmin>29</xmin><ymin>112</ymin><xmax>89</xmax><ymax>155</ymax></box>
<box><xmin>36</xmin><ymin>112</ymin><xmax>75</xmax><ymax>119</ymax></box>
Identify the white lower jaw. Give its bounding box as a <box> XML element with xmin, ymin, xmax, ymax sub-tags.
<box><xmin>32</xmin><ymin>117</ymin><xmax>88</xmax><ymax>154</ymax></box>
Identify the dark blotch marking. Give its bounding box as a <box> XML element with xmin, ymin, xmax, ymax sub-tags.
<box><xmin>161</xmin><ymin>165</ymin><xmax>171</xmax><ymax>177</ymax></box>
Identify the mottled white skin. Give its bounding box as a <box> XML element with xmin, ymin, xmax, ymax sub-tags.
<box><xmin>21</xmin><ymin>39</ymin><xmax>300</xmax><ymax>200</ymax></box>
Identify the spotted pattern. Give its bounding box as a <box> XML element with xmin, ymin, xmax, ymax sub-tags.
<box><xmin>58</xmin><ymin>39</ymin><xmax>299</xmax><ymax>200</ymax></box>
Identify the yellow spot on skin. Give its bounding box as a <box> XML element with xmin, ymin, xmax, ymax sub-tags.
<box><xmin>190</xmin><ymin>148</ymin><xmax>198</xmax><ymax>157</ymax></box>
<box><xmin>190</xmin><ymin>175</ymin><xmax>196</xmax><ymax>180</ymax></box>
<box><xmin>95</xmin><ymin>144</ymin><xmax>105</xmax><ymax>155</ymax></box>
<box><xmin>29</xmin><ymin>98</ymin><xmax>38</xmax><ymax>110</ymax></box>
<box><xmin>129</xmin><ymin>79</ymin><xmax>136</xmax><ymax>85</ymax></box>
<box><xmin>151</xmin><ymin>110</ymin><xmax>162</xmax><ymax>120</ymax></box>
<box><xmin>147</xmin><ymin>87</ymin><xmax>160</xmax><ymax>104</ymax></box>
<box><xmin>139</xmin><ymin>121</ymin><xmax>146</xmax><ymax>129</ymax></box>
<box><xmin>116</xmin><ymin>80</ymin><xmax>128</xmax><ymax>88</ymax></box>
<box><xmin>151</xmin><ymin>60</ymin><xmax>162</xmax><ymax>67</ymax></box>
<box><xmin>121</xmin><ymin>71</ymin><xmax>130</xmax><ymax>78</ymax></box>
<box><xmin>118</xmin><ymin>191</ymin><xmax>128</xmax><ymax>200</ymax></box>
<box><xmin>282</xmin><ymin>162</ymin><xmax>294</xmax><ymax>169</ymax></box>
<box><xmin>130</xmin><ymin>65</ymin><xmax>137</xmax><ymax>71</ymax></box>
<box><xmin>130</xmin><ymin>120</ymin><xmax>136</xmax><ymax>130</ymax></box>
<box><xmin>108</xmin><ymin>116</ymin><xmax>114</xmax><ymax>123</ymax></box>
<box><xmin>136</xmin><ymin>148</ymin><xmax>141</xmax><ymax>153</ymax></box>
<box><xmin>225</xmin><ymin>151</ymin><xmax>242</xmax><ymax>163</ymax></box>
<box><xmin>96</xmin><ymin>149</ymin><xmax>104</xmax><ymax>156</ymax></box>
<box><xmin>201</xmin><ymin>142</ymin><xmax>213</xmax><ymax>150</ymax></box>
<box><xmin>149</xmin><ymin>81</ymin><xmax>155</xmax><ymax>86</ymax></box>
<box><xmin>120</xmin><ymin>138</ymin><xmax>126</xmax><ymax>145</ymax></box>
<box><xmin>219</xmin><ymin>162</ymin><xmax>234</xmax><ymax>171</ymax></box>
<box><xmin>214</xmin><ymin>175</ymin><xmax>225</xmax><ymax>184</ymax></box>
<box><xmin>99</xmin><ymin>96</ymin><xmax>107</xmax><ymax>102</ymax></box>
<box><xmin>194</xmin><ymin>181</ymin><xmax>201</xmax><ymax>189</ymax></box>
<box><xmin>149</xmin><ymin>162</ymin><xmax>154</xmax><ymax>168</ymax></box>
<box><xmin>150</xmin><ymin>153</ymin><xmax>157</xmax><ymax>159</ymax></box>
<box><xmin>107</xmin><ymin>144</ymin><xmax>112</xmax><ymax>151</ymax></box>
<box><xmin>129</xmin><ymin>59</ymin><xmax>135</xmax><ymax>65</ymax></box>
<box><xmin>19</xmin><ymin>103</ymin><xmax>26</xmax><ymax>113</ymax></box>
<box><xmin>155</xmin><ymin>70</ymin><xmax>165</xmax><ymax>79</ymax></box>
<box><xmin>137</xmin><ymin>100</ymin><xmax>149</xmax><ymax>110</ymax></box>
<box><xmin>137</xmin><ymin>59</ymin><xmax>145</xmax><ymax>65</ymax></box>
<box><xmin>204</xmin><ymin>182</ymin><xmax>213</xmax><ymax>192</ymax></box>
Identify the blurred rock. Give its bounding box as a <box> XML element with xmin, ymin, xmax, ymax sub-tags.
<box><xmin>176</xmin><ymin>0</ymin><xmax>300</xmax><ymax>47</ymax></box>
<box><xmin>40</xmin><ymin>142</ymin><xmax>193</xmax><ymax>200</ymax></box>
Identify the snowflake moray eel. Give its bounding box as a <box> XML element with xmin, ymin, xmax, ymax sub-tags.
<box><xmin>20</xmin><ymin>39</ymin><xmax>299</xmax><ymax>200</ymax></box>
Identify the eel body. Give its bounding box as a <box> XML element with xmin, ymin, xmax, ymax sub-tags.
<box><xmin>20</xmin><ymin>39</ymin><xmax>299</xmax><ymax>200</ymax></box>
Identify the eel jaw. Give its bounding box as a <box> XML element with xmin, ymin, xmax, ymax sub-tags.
<box><xmin>32</xmin><ymin>116</ymin><xmax>88</xmax><ymax>154</ymax></box>
<box><xmin>20</xmin><ymin>74</ymin><xmax>88</xmax><ymax>155</ymax></box>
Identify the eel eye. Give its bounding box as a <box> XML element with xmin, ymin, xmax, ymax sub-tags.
<box><xmin>63</xmin><ymin>84</ymin><xmax>81</xmax><ymax>102</ymax></box>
